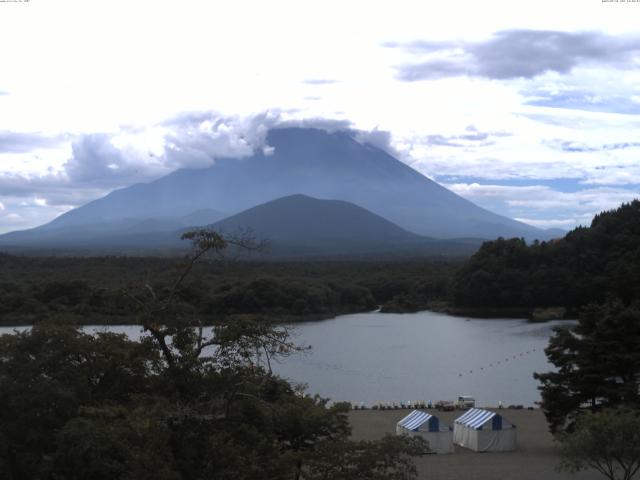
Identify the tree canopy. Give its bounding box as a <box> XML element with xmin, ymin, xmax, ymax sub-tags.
<box><xmin>0</xmin><ymin>230</ymin><xmax>426</xmax><ymax>480</ymax></box>
<box><xmin>535</xmin><ymin>302</ymin><xmax>640</xmax><ymax>433</ymax></box>
<box><xmin>558</xmin><ymin>408</ymin><xmax>640</xmax><ymax>480</ymax></box>
<box><xmin>453</xmin><ymin>200</ymin><xmax>640</xmax><ymax>313</ymax></box>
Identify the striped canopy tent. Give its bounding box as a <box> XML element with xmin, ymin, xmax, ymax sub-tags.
<box><xmin>453</xmin><ymin>408</ymin><xmax>516</xmax><ymax>452</ymax></box>
<box><xmin>396</xmin><ymin>410</ymin><xmax>453</xmax><ymax>454</ymax></box>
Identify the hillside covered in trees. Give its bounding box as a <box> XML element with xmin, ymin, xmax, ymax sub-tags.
<box><xmin>3</xmin><ymin>201</ymin><xmax>638</xmax><ymax>326</ymax></box>
<box><xmin>0</xmin><ymin>255</ymin><xmax>457</xmax><ymax>326</ymax></box>
<box><xmin>452</xmin><ymin>200</ymin><xmax>640</xmax><ymax>316</ymax></box>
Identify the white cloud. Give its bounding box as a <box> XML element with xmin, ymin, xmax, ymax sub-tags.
<box><xmin>1</xmin><ymin>1</ymin><xmax>640</xmax><ymax>233</ymax></box>
<box><xmin>0</xmin><ymin>112</ymin><xmax>388</xmax><ymax>231</ymax></box>
<box><xmin>582</xmin><ymin>165</ymin><xmax>640</xmax><ymax>186</ymax></box>
<box><xmin>352</xmin><ymin>128</ymin><xmax>402</xmax><ymax>158</ymax></box>
<box><xmin>0</xmin><ymin>194</ymin><xmax>74</xmax><ymax>234</ymax></box>
<box><xmin>445</xmin><ymin>182</ymin><xmax>640</xmax><ymax>229</ymax></box>
<box><xmin>446</xmin><ymin>183</ymin><xmax>640</xmax><ymax>209</ymax></box>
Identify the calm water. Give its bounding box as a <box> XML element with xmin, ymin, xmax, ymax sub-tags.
<box><xmin>0</xmin><ymin>311</ymin><xmax>573</xmax><ymax>407</ymax></box>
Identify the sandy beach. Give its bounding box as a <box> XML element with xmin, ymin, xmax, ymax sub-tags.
<box><xmin>349</xmin><ymin>408</ymin><xmax>602</xmax><ymax>480</ymax></box>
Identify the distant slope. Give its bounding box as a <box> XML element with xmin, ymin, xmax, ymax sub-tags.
<box><xmin>8</xmin><ymin>128</ymin><xmax>550</xmax><ymax>242</ymax></box>
<box><xmin>452</xmin><ymin>200</ymin><xmax>640</xmax><ymax>312</ymax></box>
<box><xmin>212</xmin><ymin>194</ymin><xmax>421</xmax><ymax>244</ymax></box>
<box><xmin>0</xmin><ymin>195</ymin><xmax>482</xmax><ymax>257</ymax></box>
<box><xmin>0</xmin><ymin>209</ymin><xmax>226</xmax><ymax>247</ymax></box>
<box><xmin>206</xmin><ymin>194</ymin><xmax>444</xmax><ymax>256</ymax></box>
<box><xmin>206</xmin><ymin>195</ymin><xmax>482</xmax><ymax>257</ymax></box>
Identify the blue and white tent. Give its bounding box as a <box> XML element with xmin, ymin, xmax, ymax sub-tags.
<box><xmin>396</xmin><ymin>410</ymin><xmax>453</xmax><ymax>454</ymax></box>
<box><xmin>453</xmin><ymin>408</ymin><xmax>516</xmax><ymax>452</ymax></box>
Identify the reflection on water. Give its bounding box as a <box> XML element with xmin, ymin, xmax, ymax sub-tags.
<box><xmin>0</xmin><ymin>311</ymin><xmax>574</xmax><ymax>406</ymax></box>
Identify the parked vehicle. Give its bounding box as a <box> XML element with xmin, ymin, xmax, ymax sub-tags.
<box><xmin>435</xmin><ymin>400</ymin><xmax>455</xmax><ymax>411</ymax></box>
<box><xmin>457</xmin><ymin>395</ymin><xmax>475</xmax><ymax>410</ymax></box>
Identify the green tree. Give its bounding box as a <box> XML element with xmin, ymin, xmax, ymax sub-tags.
<box><xmin>452</xmin><ymin>200</ymin><xmax>640</xmax><ymax>313</ymax></box>
<box><xmin>52</xmin><ymin>405</ymin><xmax>179</xmax><ymax>480</ymax></box>
<box><xmin>0</xmin><ymin>229</ymin><xmax>425</xmax><ymax>480</ymax></box>
<box><xmin>535</xmin><ymin>302</ymin><xmax>640</xmax><ymax>433</ymax></box>
<box><xmin>0</xmin><ymin>323</ymin><xmax>159</xmax><ymax>480</ymax></box>
<box><xmin>558</xmin><ymin>408</ymin><xmax>640</xmax><ymax>480</ymax></box>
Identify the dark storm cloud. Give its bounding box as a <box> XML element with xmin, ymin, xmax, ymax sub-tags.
<box><xmin>387</xmin><ymin>30</ymin><xmax>640</xmax><ymax>81</ymax></box>
<box><xmin>0</xmin><ymin>131</ymin><xmax>65</xmax><ymax>153</ymax></box>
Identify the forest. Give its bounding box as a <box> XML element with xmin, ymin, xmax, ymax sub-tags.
<box><xmin>0</xmin><ymin>230</ymin><xmax>427</xmax><ymax>479</ymax></box>
<box><xmin>2</xmin><ymin>203</ymin><xmax>640</xmax><ymax>478</ymax></box>
<box><xmin>452</xmin><ymin>200</ymin><xmax>640</xmax><ymax>317</ymax></box>
<box><xmin>0</xmin><ymin>253</ymin><xmax>458</xmax><ymax>326</ymax></box>
<box><xmin>1</xmin><ymin>201</ymin><xmax>639</xmax><ymax>328</ymax></box>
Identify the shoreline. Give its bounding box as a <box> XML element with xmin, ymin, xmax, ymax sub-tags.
<box><xmin>0</xmin><ymin>306</ymin><xmax>572</xmax><ymax>329</ymax></box>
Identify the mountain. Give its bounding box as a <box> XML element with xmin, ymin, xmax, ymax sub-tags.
<box><xmin>0</xmin><ymin>127</ymin><xmax>552</xmax><ymax>248</ymax></box>
<box><xmin>213</xmin><ymin>194</ymin><xmax>421</xmax><ymax>245</ymax></box>
<box><xmin>209</xmin><ymin>194</ymin><xmax>480</xmax><ymax>256</ymax></box>
<box><xmin>0</xmin><ymin>195</ymin><xmax>482</xmax><ymax>257</ymax></box>
<box><xmin>0</xmin><ymin>209</ymin><xmax>226</xmax><ymax>247</ymax></box>
<box><xmin>209</xmin><ymin>195</ymin><xmax>483</xmax><ymax>257</ymax></box>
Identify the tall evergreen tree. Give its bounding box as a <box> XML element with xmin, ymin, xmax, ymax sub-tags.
<box><xmin>535</xmin><ymin>302</ymin><xmax>640</xmax><ymax>433</ymax></box>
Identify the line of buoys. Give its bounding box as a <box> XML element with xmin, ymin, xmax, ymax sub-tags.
<box><xmin>457</xmin><ymin>347</ymin><xmax>540</xmax><ymax>377</ymax></box>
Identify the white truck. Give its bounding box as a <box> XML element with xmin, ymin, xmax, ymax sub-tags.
<box><xmin>457</xmin><ymin>395</ymin><xmax>475</xmax><ymax>410</ymax></box>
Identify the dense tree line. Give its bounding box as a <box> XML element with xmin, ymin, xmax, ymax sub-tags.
<box><xmin>0</xmin><ymin>254</ymin><xmax>459</xmax><ymax>325</ymax></box>
<box><xmin>452</xmin><ymin>200</ymin><xmax>640</xmax><ymax>314</ymax></box>
<box><xmin>3</xmin><ymin>200</ymin><xmax>639</xmax><ymax>325</ymax></box>
<box><xmin>535</xmin><ymin>302</ymin><xmax>640</xmax><ymax>433</ymax></box>
<box><xmin>0</xmin><ymin>231</ymin><xmax>425</xmax><ymax>480</ymax></box>
<box><xmin>0</xmin><ymin>319</ymin><xmax>426</xmax><ymax>479</ymax></box>
<box><xmin>534</xmin><ymin>301</ymin><xmax>640</xmax><ymax>480</ymax></box>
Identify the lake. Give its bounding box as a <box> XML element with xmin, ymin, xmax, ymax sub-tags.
<box><xmin>0</xmin><ymin>310</ymin><xmax>573</xmax><ymax>407</ymax></box>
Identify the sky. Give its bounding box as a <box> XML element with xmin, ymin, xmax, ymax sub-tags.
<box><xmin>1</xmin><ymin>0</ymin><xmax>640</xmax><ymax>234</ymax></box>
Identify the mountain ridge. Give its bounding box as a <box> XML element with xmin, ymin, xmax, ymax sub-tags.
<box><xmin>0</xmin><ymin>194</ymin><xmax>484</xmax><ymax>257</ymax></box>
<box><xmin>0</xmin><ymin>128</ymin><xmax>555</xmax><ymax>249</ymax></box>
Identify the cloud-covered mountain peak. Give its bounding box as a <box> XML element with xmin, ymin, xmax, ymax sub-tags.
<box><xmin>3</xmin><ymin>127</ymin><xmax>550</xmax><ymax>242</ymax></box>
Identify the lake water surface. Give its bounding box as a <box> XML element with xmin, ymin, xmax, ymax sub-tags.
<box><xmin>0</xmin><ymin>310</ymin><xmax>573</xmax><ymax>407</ymax></box>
